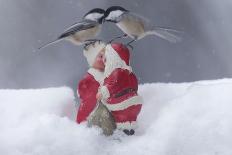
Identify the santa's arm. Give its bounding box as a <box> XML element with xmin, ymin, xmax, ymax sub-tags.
<box><xmin>100</xmin><ymin>79</ymin><xmax>117</xmax><ymax>101</ymax></box>
<box><xmin>99</xmin><ymin>73</ymin><xmax>119</xmax><ymax>100</ymax></box>
<box><xmin>99</xmin><ymin>85</ymin><xmax>110</xmax><ymax>100</ymax></box>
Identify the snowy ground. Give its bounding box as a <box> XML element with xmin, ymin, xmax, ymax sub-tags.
<box><xmin>0</xmin><ymin>79</ymin><xmax>232</xmax><ymax>155</ymax></box>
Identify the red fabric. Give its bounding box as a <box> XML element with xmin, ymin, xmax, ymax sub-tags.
<box><xmin>76</xmin><ymin>73</ymin><xmax>100</xmax><ymax>123</ymax></box>
<box><xmin>104</xmin><ymin>68</ymin><xmax>138</xmax><ymax>104</ymax></box>
<box><xmin>103</xmin><ymin>68</ymin><xmax>142</xmax><ymax>128</ymax></box>
<box><xmin>111</xmin><ymin>43</ymin><xmax>130</xmax><ymax>65</ymax></box>
<box><xmin>111</xmin><ymin>104</ymin><xmax>142</xmax><ymax>123</ymax></box>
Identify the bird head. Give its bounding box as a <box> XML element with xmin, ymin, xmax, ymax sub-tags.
<box><xmin>104</xmin><ymin>6</ymin><xmax>129</xmax><ymax>23</ymax></box>
<box><xmin>83</xmin><ymin>8</ymin><xmax>105</xmax><ymax>24</ymax></box>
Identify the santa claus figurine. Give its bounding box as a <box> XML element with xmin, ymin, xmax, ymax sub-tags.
<box><xmin>76</xmin><ymin>41</ymin><xmax>106</xmax><ymax>123</ymax></box>
<box><xmin>98</xmin><ymin>43</ymin><xmax>143</xmax><ymax>135</ymax></box>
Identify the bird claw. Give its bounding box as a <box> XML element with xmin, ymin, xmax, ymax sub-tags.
<box><xmin>83</xmin><ymin>44</ymin><xmax>89</xmax><ymax>50</ymax></box>
<box><xmin>126</xmin><ymin>44</ymin><xmax>134</xmax><ymax>50</ymax></box>
<box><xmin>108</xmin><ymin>34</ymin><xmax>128</xmax><ymax>44</ymax></box>
<box><xmin>126</xmin><ymin>39</ymin><xmax>135</xmax><ymax>50</ymax></box>
<box><xmin>122</xmin><ymin>34</ymin><xmax>128</xmax><ymax>38</ymax></box>
<box><xmin>84</xmin><ymin>39</ymin><xmax>102</xmax><ymax>50</ymax></box>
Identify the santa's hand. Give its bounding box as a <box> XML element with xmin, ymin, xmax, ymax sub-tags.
<box><xmin>96</xmin><ymin>92</ymin><xmax>102</xmax><ymax>101</ymax></box>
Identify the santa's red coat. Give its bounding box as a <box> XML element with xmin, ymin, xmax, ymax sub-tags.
<box><xmin>101</xmin><ymin>68</ymin><xmax>142</xmax><ymax>129</ymax></box>
<box><xmin>76</xmin><ymin>68</ymin><xmax>103</xmax><ymax>123</ymax></box>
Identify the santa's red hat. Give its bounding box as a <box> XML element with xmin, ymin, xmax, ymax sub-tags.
<box><xmin>111</xmin><ymin>43</ymin><xmax>130</xmax><ymax>65</ymax></box>
<box><xmin>105</xmin><ymin>43</ymin><xmax>130</xmax><ymax>65</ymax></box>
<box><xmin>83</xmin><ymin>41</ymin><xmax>106</xmax><ymax>66</ymax></box>
<box><xmin>104</xmin><ymin>43</ymin><xmax>132</xmax><ymax>77</ymax></box>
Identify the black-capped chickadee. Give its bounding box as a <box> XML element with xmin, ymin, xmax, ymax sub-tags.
<box><xmin>38</xmin><ymin>8</ymin><xmax>105</xmax><ymax>50</ymax></box>
<box><xmin>104</xmin><ymin>6</ymin><xmax>181</xmax><ymax>45</ymax></box>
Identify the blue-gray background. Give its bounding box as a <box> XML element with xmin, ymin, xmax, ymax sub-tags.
<box><xmin>0</xmin><ymin>0</ymin><xmax>232</xmax><ymax>89</ymax></box>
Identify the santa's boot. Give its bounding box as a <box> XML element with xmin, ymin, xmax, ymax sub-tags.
<box><xmin>123</xmin><ymin>129</ymin><xmax>135</xmax><ymax>136</ymax></box>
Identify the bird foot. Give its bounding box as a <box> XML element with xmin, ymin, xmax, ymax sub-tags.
<box><xmin>126</xmin><ymin>44</ymin><xmax>134</xmax><ymax>50</ymax></box>
<box><xmin>108</xmin><ymin>34</ymin><xmax>128</xmax><ymax>44</ymax></box>
<box><xmin>84</xmin><ymin>39</ymin><xmax>102</xmax><ymax>50</ymax></box>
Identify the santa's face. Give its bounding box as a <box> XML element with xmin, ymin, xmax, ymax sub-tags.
<box><xmin>92</xmin><ymin>49</ymin><xmax>105</xmax><ymax>71</ymax></box>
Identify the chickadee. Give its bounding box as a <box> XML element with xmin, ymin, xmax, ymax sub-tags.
<box><xmin>104</xmin><ymin>6</ymin><xmax>181</xmax><ymax>45</ymax></box>
<box><xmin>38</xmin><ymin>8</ymin><xmax>105</xmax><ymax>50</ymax></box>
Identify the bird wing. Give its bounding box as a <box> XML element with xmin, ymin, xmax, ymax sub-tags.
<box><xmin>126</xmin><ymin>12</ymin><xmax>151</xmax><ymax>27</ymax></box>
<box><xmin>128</xmin><ymin>12</ymin><xmax>182</xmax><ymax>43</ymax></box>
<box><xmin>58</xmin><ymin>20</ymin><xmax>98</xmax><ymax>39</ymax></box>
<box><xmin>128</xmin><ymin>12</ymin><xmax>181</xmax><ymax>32</ymax></box>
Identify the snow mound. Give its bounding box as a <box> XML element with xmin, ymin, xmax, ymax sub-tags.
<box><xmin>1</xmin><ymin>80</ymin><xmax>232</xmax><ymax>155</ymax></box>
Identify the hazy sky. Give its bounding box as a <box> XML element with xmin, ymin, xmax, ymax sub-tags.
<box><xmin>0</xmin><ymin>0</ymin><xmax>232</xmax><ymax>89</ymax></box>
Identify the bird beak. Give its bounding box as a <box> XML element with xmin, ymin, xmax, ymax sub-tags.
<box><xmin>104</xmin><ymin>19</ymin><xmax>111</xmax><ymax>23</ymax></box>
<box><xmin>104</xmin><ymin>15</ymin><xmax>110</xmax><ymax>22</ymax></box>
<box><xmin>103</xmin><ymin>16</ymin><xmax>116</xmax><ymax>23</ymax></box>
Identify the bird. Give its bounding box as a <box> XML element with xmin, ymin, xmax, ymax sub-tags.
<box><xmin>104</xmin><ymin>6</ymin><xmax>182</xmax><ymax>45</ymax></box>
<box><xmin>38</xmin><ymin>8</ymin><xmax>105</xmax><ymax>50</ymax></box>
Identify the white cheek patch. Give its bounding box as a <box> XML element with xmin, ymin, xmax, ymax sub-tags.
<box><xmin>85</xmin><ymin>13</ymin><xmax>104</xmax><ymax>21</ymax></box>
<box><xmin>106</xmin><ymin>10</ymin><xmax>124</xmax><ymax>20</ymax></box>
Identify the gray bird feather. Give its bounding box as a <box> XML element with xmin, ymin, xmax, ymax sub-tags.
<box><xmin>38</xmin><ymin>20</ymin><xmax>99</xmax><ymax>50</ymax></box>
<box><xmin>119</xmin><ymin>12</ymin><xmax>182</xmax><ymax>43</ymax></box>
<box><xmin>58</xmin><ymin>20</ymin><xmax>99</xmax><ymax>39</ymax></box>
<box><xmin>147</xmin><ymin>27</ymin><xmax>182</xmax><ymax>43</ymax></box>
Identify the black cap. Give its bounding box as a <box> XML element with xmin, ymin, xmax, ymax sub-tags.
<box><xmin>83</xmin><ymin>8</ymin><xmax>105</xmax><ymax>18</ymax></box>
<box><xmin>105</xmin><ymin>6</ymin><xmax>128</xmax><ymax>17</ymax></box>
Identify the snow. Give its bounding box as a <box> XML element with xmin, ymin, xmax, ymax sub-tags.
<box><xmin>1</xmin><ymin>79</ymin><xmax>232</xmax><ymax>155</ymax></box>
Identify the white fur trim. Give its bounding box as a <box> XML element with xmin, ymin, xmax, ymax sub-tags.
<box><xmin>100</xmin><ymin>86</ymin><xmax>110</xmax><ymax>99</ymax></box>
<box><xmin>83</xmin><ymin>41</ymin><xmax>106</xmax><ymax>66</ymax></box>
<box><xmin>104</xmin><ymin>44</ymin><xmax>132</xmax><ymax>78</ymax></box>
<box><xmin>103</xmin><ymin>96</ymin><xmax>142</xmax><ymax>111</ymax></box>
<box><xmin>76</xmin><ymin>90</ymin><xmax>80</xmax><ymax>98</ymax></box>
<box><xmin>87</xmin><ymin>68</ymin><xmax>104</xmax><ymax>83</ymax></box>
<box><xmin>116</xmin><ymin>121</ymin><xmax>138</xmax><ymax>130</ymax></box>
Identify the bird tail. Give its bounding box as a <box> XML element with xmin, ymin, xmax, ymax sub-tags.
<box><xmin>37</xmin><ymin>38</ymin><xmax>63</xmax><ymax>50</ymax></box>
<box><xmin>149</xmin><ymin>27</ymin><xmax>182</xmax><ymax>43</ymax></box>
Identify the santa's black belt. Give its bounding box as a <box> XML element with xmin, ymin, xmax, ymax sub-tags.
<box><xmin>114</xmin><ymin>88</ymin><xmax>136</xmax><ymax>98</ymax></box>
